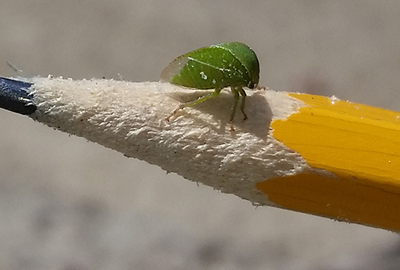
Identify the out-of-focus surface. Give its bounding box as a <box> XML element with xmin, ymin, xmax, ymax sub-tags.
<box><xmin>0</xmin><ymin>1</ymin><xmax>399</xmax><ymax>269</ymax></box>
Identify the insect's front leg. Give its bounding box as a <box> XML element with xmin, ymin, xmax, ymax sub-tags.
<box><xmin>238</xmin><ymin>87</ymin><xmax>248</xmax><ymax>120</ymax></box>
<box><xmin>230</xmin><ymin>87</ymin><xmax>240</xmax><ymax>123</ymax></box>
<box><xmin>230</xmin><ymin>86</ymin><xmax>248</xmax><ymax>122</ymax></box>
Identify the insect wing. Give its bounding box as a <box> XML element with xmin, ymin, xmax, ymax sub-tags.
<box><xmin>160</xmin><ymin>55</ymin><xmax>190</xmax><ymax>83</ymax></box>
<box><xmin>161</xmin><ymin>42</ymin><xmax>259</xmax><ymax>90</ymax></box>
<box><xmin>214</xmin><ymin>43</ymin><xmax>260</xmax><ymax>88</ymax></box>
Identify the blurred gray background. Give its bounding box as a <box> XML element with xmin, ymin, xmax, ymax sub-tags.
<box><xmin>0</xmin><ymin>1</ymin><xmax>399</xmax><ymax>269</ymax></box>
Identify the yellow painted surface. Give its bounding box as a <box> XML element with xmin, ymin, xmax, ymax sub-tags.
<box><xmin>257</xmin><ymin>93</ymin><xmax>400</xmax><ymax>231</ymax></box>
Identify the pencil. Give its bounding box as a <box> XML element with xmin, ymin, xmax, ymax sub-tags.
<box><xmin>1</xmin><ymin>76</ymin><xmax>399</xmax><ymax>231</ymax></box>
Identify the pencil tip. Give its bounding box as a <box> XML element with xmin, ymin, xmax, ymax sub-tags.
<box><xmin>0</xmin><ymin>77</ymin><xmax>36</xmax><ymax>115</ymax></box>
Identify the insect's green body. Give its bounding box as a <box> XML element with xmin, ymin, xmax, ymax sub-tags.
<box><xmin>161</xmin><ymin>42</ymin><xmax>260</xmax><ymax>127</ymax></box>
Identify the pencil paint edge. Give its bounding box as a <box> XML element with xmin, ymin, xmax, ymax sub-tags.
<box><xmin>257</xmin><ymin>93</ymin><xmax>400</xmax><ymax>231</ymax></box>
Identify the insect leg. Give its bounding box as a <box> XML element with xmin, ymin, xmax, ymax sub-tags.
<box><xmin>237</xmin><ymin>87</ymin><xmax>248</xmax><ymax>120</ymax></box>
<box><xmin>230</xmin><ymin>87</ymin><xmax>240</xmax><ymax>123</ymax></box>
<box><xmin>165</xmin><ymin>88</ymin><xmax>222</xmax><ymax>121</ymax></box>
<box><xmin>184</xmin><ymin>88</ymin><xmax>222</xmax><ymax>107</ymax></box>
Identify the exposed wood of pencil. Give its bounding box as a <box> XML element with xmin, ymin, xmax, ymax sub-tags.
<box><xmin>2</xmin><ymin>76</ymin><xmax>400</xmax><ymax>231</ymax></box>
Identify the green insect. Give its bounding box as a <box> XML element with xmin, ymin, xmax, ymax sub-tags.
<box><xmin>161</xmin><ymin>42</ymin><xmax>260</xmax><ymax>127</ymax></box>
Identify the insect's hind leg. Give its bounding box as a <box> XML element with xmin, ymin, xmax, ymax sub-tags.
<box><xmin>165</xmin><ymin>88</ymin><xmax>222</xmax><ymax>121</ymax></box>
<box><xmin>184</xmin><ymin>88</ymin><xmax>222</xmax><ymax>107</ymax></box>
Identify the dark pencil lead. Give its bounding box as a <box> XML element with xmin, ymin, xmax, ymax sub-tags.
<box><xmin>0</xmin><ymin>77</ymin><xmax>36</xmax><ymax>115</ymax></box>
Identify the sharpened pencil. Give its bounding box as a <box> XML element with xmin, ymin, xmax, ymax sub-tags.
<box><xmin>1</xmin><ymin>76</ymin><xmax>400</xmax><ymax>231</ymax></box>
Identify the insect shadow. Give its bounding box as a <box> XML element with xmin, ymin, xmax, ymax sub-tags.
<box><xmin>167</xmin><ymin>89</ymin><xmax>272</xmax><ymax>139</ymax></box>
